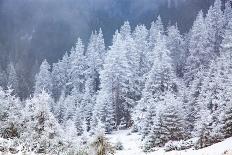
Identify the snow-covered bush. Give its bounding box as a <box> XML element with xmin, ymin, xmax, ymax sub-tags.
<box><xmin>164</xmin><ymin>138</ymin><xmax>198</xmax><ymax>152</ymax></box>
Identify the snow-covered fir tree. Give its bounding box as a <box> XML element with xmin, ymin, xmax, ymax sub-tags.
<box><xmin>143</xmin><ymin>92</ymin><xmax>185</xmax><ymax>151</ymax></box>
<box><xmin>21</xmin><ymin>91</ymin><xmax>64</xmax><ymax>154</ymax></box>
<box><xmin>167</xmin><ymin>24</ymin><xmax>186</xmax><ymax>77</ymax></box>
<box><xmin>7</xmin><ymin>62</ymin><xmax>19</xmax><ymax>95</ymax></box>
<box><xmin>52</xmin><ymin>52</ymin><xmax>71</xmax><ymax>100</ymax></box>
<box><xmin>35</xmin><ymin>59</ymin><xmax>52</xmax><ymax>95</ymax></box>
<box><xmin>205</xmin><ymin>0</ymin><xmax>224</xmax><ymax>55</ymax></box>
<box><xmin>147</xmin><ymin>16</ymin><xmax>165</xmax><ymax>68</ymax></box>
<box><xmin>0</xmin><ymin>87</ymin><xmax>21</xmax><ymax>139</ymax></box>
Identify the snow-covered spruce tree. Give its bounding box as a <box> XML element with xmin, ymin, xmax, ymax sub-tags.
<box><xmin>222</xmin><ymin>20</ymin><xmax>232</xmax><ymax>54</ymax></box>
<box><xmin>93</xmin><ymin>24</ymin><xmax>138</xmax><ymax>131</ymax></box>
<box><xmin>21</xmin><ymin>91</ymin><xmax>64</xmax><ymax>154</ymax></box>
<box><xmin>69</xmin><ymin>38</ymin><xmax>87</xmax><ymax>96</ymax></box>
<box><xmin>84</xmin><ymin>29</ymin><xmax>106</xmax><ymax>130</ymax></box>
<box><xmin>141</xmin><ymin>104</ymin><xmax>156</xmax><ymax>139</ymax></box>
<box><xmin>167</xmin><ymin>24</ymin><xmax>186</xmax><ymax>77</ymax></box>
<box><xmin>64</xmin><ymin>119</ymin><xmax>78</xmax><ymax>141</ymax></box>
<box><xmin>224</xmin><ymin>1</ymin><xmax>232</xmax><ymax>26</ymax></box>
<box><xmin>184</xmin><ymin>10</ymin><xmax>211</xmax><ymax>86</ymax></box>
<box><xmin>143</xmin><ymin>92</ymin><xmax>185</xmax><ymax>151</ymax></box>
<box><xmin>52</xmin><ymin>52</ymin><xmax>71</xmax><ymax>100</ymax></box>
<box><xmin>197</xmin><ymin>59</ymin><xmax>230</xmax><ymax>140</ymax></box>
<box><xmin>68</xmin><ymin>38</ymin><xmax>88</xmax><ymax>117</ymax></box>
<box><xmin>62</xmin><ymin>93</ymin><xmax>84</xmax><ymax>136</ymax></box>
<box><xmin>0</xmin><ymin>87</ymin><xmax>22</xmax><ymax>139</ymax></box>
<box><xmin>194</xmin><ymin>96</ymin><xmax>213</xmax><ymax>149</ymax></box>
<box><xmin>221</xmin><ymin>20</ymin><xmax>232</xmax><ymax>139</ymax></box>
<box><xmin>132</xmin><ymin>25</ymin><xmax>149</xmax><ymax>99</ymax></box>
<box><xmin>205</xmin><ymin>0</ymin><xmax>224</xmax><ymax>55</ymax></box>
<box><xmin>161</xmin><ymin>94</ymin><xmax>185</xmax><ymax>142</ymax></box>
<box><xmin>185</xmin><ymin>69</ymin><xmax>207</xmax><ymax>134</ymax></box>
<box><xmin>194</xmin><ymin>21</ymin><xmax>232</xmax><ymax>146</ymax></box>
<box><xmin>34</xmin><ymin>59</ymin><xmax>52</xmax><ymax>95</ymax></box>
<box><xmin>0</xmin><ymin>68</ymin><xmax>7</xmax><ymax>89</ymax></box>
<box><xmin>136</xmin><ymin>30</ymin><xmax>178</xmax><ymax>136</ymax></box>
<box><xmin>119</xmin><ymin>21</ymin><xmax>141</xmax><ymax>126</ymax></box>
<box><xmin>91</xmin><ymin>87</ymin><xmax>116</xmax><ymax>134</ymax></box>
<box><xmin>7</xmin><ymin>62</ymin><xmax>19</xmax><ymax>95</ymax></box>
<box><xmin>54</xmin><ymin>91</ymin><xmax>66</xmax><ymax>124</ymax></box>
<box><xmin>147</xmin><ymin>16</ymin><xmax>165</xmax><ymax>68</ymax></box>
<box><xmin>222</xmin><ymin>102</ymin><xmax>232</xmax><ymax>139</ymax></box>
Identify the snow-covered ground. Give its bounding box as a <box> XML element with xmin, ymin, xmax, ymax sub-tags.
<box><xmin>1</xmin><ymin>130</ymin><xmax>232</xmax><ymax>155</ymax></box>
<box><xmin>108</xmin><ymin>130</ymin><xmax>232</xmax><ymax>155</ymax></box>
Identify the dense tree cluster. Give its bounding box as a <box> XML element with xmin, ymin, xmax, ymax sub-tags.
<box><xmin>0</xmin><ymin>0</ymin><xmax>232</xmax><ymax>153</ymax></box>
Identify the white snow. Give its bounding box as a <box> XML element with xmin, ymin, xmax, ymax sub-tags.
<box><xmin>1</xmin><ymin>130</ymin><xmax>232</xmax><ymax>155</ymax></box>
<box><xmin>108</xmin><ymin>130</ymin><xmax>232</xmax><ymax>155</ymax></box>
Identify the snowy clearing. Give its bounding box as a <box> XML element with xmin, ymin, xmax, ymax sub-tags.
<box><xmin>108</xmin><ymin>130</ymin><xmax>232</xmax><ymax>155</ymax></box>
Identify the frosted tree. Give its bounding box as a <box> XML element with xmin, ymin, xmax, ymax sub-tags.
<box><xmin>0</xmin><ymin>87</ymin><xmax>22</xmax><ymax>139</ymax></box>
<box><xmin>92</xmin><ymin>85</ymin><xmax>116</xmax><ymax>133</ymax></box>
<box><xmin>222</xmin><ymin>102</ymin><xmax>232</xmax><ymax>139</ymax></box>
<box><xmin>93</xmin><ymin>30</ymin><xmax>132</xmax><ymax>130</ymax></box>
<box><xmin>138</xmin><ymin>32</ymin><xmax>177</xmax><ymax>115</ymax></box>
<box><xmin>161</xmin><ymin>94</ymin><xmax>185</xmax><ymax>142</ymax></box>
<box><xmin>138</xmin><ymin>32</ymin><xmax>180</xmax><ymax>144</ymax></box>
<box><xmin>184</xmin><ymin>10</ymin><xmax>211</xmax><ymax>86</ymax></box>
<box><xmin>185</xmin><ymin>69</ymin><xmax>206</xmax><ymax>134</ymax></box>
<box><xmin>167</xmin><ymin>24</ymin><xmax>186</xmax><ymax>77</ymax></box>
<box><xmin>222</xmin><ymin>21</ymin><xmax>232</xmax><ymax>54</ymax></box>
<box><xmin>86</xmin><ymin>29</ymin><xmax>106</xmax><ymax>93</ymax></box>
<box><xmin>35</xmin><ymin>59</ymin><xmax>52</xmax><ymax>95</ymax></box>
<box><xmin>84</xmin><ymin>29</ymin><xmax>106</xmax><ymax>130</ymax></box>
<box><xmin>21</xmin><ymin>91</ymin><xmax>63</xmax><ymax>154</ymax></box>
<box><xmin>52</xmin><ymin>52</ymin><xmax>71</xmax><ymax>100</ymax></box>
<box><xmin>132</xmin><ymin>25</ymin><xmax>149</xmax><ymax>98</ymax></box>
<box><xmin>7</xmin><ymin>62</ymin><xmax>19</xmax><ymax>95</ymax></box>
<box><xmin>224</xmin><ymin>1</ymin><xmax>232</xmax><ymax>26</ymax></box>
<box><xmin>194</xmin><ymin>101</ymin><xmax>213</xmax><ymax>149</ymax></box>
<box><xmin>144</xmin><ymin>92</ymin><xmax>185</xmax><ymax>150</ymax></box>
<box><xmin>148</xmin><ymin>16</ymin><xmax>165</xmax><ymax>68</ymax></box>
<box><xmin>54</xmin><ymin>91</ymin><xmax>66</xmax><ymax>124</ymax></box>
<box><xmin>74</xmin><ymin>107</ymin><xmax>84</xmax><ymax>135</ymax></box>
<box><xmin>64</xmin><ymin>119</ymin><xmax>78</xmax><ymax>142</ymax></box>
<box><xmin>120</xmin><ymin>21</ymin><xmax>141</xmax><ymax>114</ymax></box>
<box><xmin>63</xmin><ymin>95</ymin><xmax>76</xmax><ymax>121</ymax></box>
<box><xmin>0</xmin><ymin>69</ymin><xmax>7</xmax><ymax>89</ymax></box>
<box><xmin>221</xmin><ymin>20</ymin><xmax>232</xmax><ymax>139</ymax></box>
<box><xmin>205</xmin><ymin>0</ymin><xmax>224</xmax><ymax>55</ymax></box>
<box><xmin>199</xmin><ymin>60</ymin><xmax>229</xmax><ymax>137</ymax></box>
<box><xmin>141</xmin><ymin>105</ymin><xmax>156</xmax><ymax>139</ymax></box>
<box><xmin>148</xmin><ymin>16</ymin><xmax>164</xmax><ymax>50</ymax></box>
<box><xmin>193</xmin><ymin>29</ymin><xmax>232</xmax><ymax>143</ymax></box>
<box><xmin>69</xmin><ymin>38</ymin><xmax>87</xmax><ymax>104</ymax></box>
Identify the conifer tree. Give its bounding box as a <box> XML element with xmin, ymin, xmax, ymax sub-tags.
<box><xmin>35</xmin><ymin>59</ymin><xmax>52</xmax><ymax>95</ymax></box>
<box><xmin>52</xmin><ymin>52</ymin><xmax>71</xmax><ymax>100</ymax></box>
<box><xmin>7</xmin><ymin>62</ymin><xmax>19</xmax><ymax>95</ymax></box>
